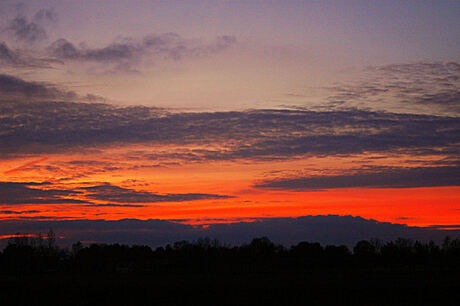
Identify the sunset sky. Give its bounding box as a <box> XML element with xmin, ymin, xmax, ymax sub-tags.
<box><xmin>0</xmin><ymin>0</ymin><xmax>459</xmax><ymax>245</ymax></box>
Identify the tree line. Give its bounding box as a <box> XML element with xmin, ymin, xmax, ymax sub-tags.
<box><xmin>0</xmin><ymin>230</ymin><xmax>459</xmax><ymax>274</ymax></box>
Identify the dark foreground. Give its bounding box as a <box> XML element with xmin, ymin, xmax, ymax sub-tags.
<box><xmin>0</xmin><ymin>235</ymin><xmax>459</xmax><ymax>305</ymax></box>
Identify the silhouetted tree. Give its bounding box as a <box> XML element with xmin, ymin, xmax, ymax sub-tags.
<box><xmin>46</xmin><ymin>229</ymin><xmax>56</xmax><ymax>250</ymax></box>
<box><xmin>72</xmin><ymin>241</ymin><xmax>83</xmax><ymax>257</ymax></box>
<box><xmin>354</xmin><ymin>240</ymin><xmax>377</xmax><ymax>257</ymax></box>
<box><xmin>0</xmin><ymin>235</ymin><xmax>459</xmax><ymax>277</ymax></box>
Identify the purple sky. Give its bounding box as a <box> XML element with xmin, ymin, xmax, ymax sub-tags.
<box><xmin>1</xmin><ymin>0</ymin><xmax>459</xmax><ymax>109</ymax></box>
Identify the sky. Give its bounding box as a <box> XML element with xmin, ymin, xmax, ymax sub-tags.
<box><xmin>0</xmin><ymin>0</ymin><xmax>459</xmax><ymax>246</ymax></box>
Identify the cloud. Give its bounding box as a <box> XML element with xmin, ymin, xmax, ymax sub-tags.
<box><xmin>372</xmin><ymin>62</ymin><xmax>460</xmax><ymax>75</ymax></box>
<box><xmin>320</xmin><ymin>62</ymin><xmax>460</xmax><ymax>116</ymax></box>
<box><xmin>255</xmin><ymin>166</ymin><xmax>460</xmax><ymax>190</ymax></box>
<box><xmin>81</xmin><ymin>183</ymin><xmax>232</xmax><ymax>203</ymax></box>
<box><xmin>0</xmin><ymin>182</ymin><xmax>89</xmax><ymax>205</ymax></box>
<box><xmin>7</xmin><ymin>16</ymin><xmax>47</xmax><ymax>43</ymax></box>
<box><xmin>0</xmin><ymin>73</ymin><xmax>77</xmax><ymax>100</ymax></box>
<box><xmin>0</xmin><ymin>41</ymin><xmax>19</xmax><ymax>64</ymax></box>
<box><xmin>2</xmin><ymin>6</ymin><xmax>56</xmax><ymax>43</ymax></box>
<box><xmin>47</xmin><ymin>33</ymin><xmax>237</xmax><ymax>64</ymax></box>
<box><xmin>0</xmin><ymin>215</ymin><xmax>457</xmax><ymax>247</ymax></box>
<box><xmin>1</xmin><ymin>20</ymin><xmax>234</xmax><ymax>72</ymax></box>
<box><xmin>86</xmin><ymin>203</ymin><xmax>146</xmax><ymax>208</ymax></box>
<box><xmin>0</xmin><ymin>41</ymin><xmax>58</xmax><ymax>68</ymax></box>
<box><xmin>0</xmin><ymin>210</ymin><xmax>40</xmax><ymax>215</ymax></box>
<box><xmin>29</xmin><ymin>160</ymin><xmax>127</xmax><ymax>181</ymax></box>
<box><xmin>32</xmin><ymin>8</ymin><xmax>57</xmax><ymax>24</ymax></box>
<box><xmin>3</xmin><ymin>157</ymin><xmax>48</xmax><ymax>174</ymax></box>
<box><xmin>415</xmin><ymin>91</ymin><xmax>460</xmax><ymax>113</ymax></box>
<box><xmin>1</xmin><ymin>74</ymin><xmax>458</xmax><ymax>181</ymax></box>
<box><xmin>1</xmin><ymin>2</ymin><xmax>234</xmax><ymax>73</ymax></box>
<box><xmin>213</xmin><ymin>35</ymin><xmax>237</xmax><ymax>51</ymax></box>
<box><xmin>48</xmin><ymin>38</ymin><xmax>138</xmax><ymax>62</ymax></box>
<box><xmin>1</xmin><ymin>79</ymin><xmax>458</xmax><ymax>164</ymax></box>
<box><xmin>0</xmin><ymin>181</ymin><xmax>231</xmax><ymax>206</ymax></box>
<box><xmin>427</xmin><ymin>225</ymin><xmax>460</xmax><ymax>229</ymax></box>
<box><xmin>0</xmin><ymin>73</ymin><xmax>105</xmax><ymax>102</ymax></box>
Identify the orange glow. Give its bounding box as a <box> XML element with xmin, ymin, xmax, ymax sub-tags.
<box><xmin>0</xmin><ymin>234</ymin><xmax>37</xmax><ymax>240</ymax></box>
<box><xmin>1</xmin><ymin>147</ymin><xmax>459</xmax><ymax>229</ymax></box>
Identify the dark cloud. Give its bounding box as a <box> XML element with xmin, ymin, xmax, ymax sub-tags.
<box><xmin>415</xmin><ymin>91</ymin><xmax>460</xmax><ymax>112</ymax></box>
<box><xmin>38</xmin><ymin>160</ymin><xmax>129</xmax><ymax>182</ymax></box>
<box><xmin>48</xmin><ymin>38</ymin><xmax>138</xmax><ymax>62</ymax></box>
<box><xmin>0</xmin><ymin>182</ymin><xmax>89</xmax><ymax>205</ymax></box>
<box><xmin>1</xmin><ymin>3</ymin><xmax>233</xmax><ymax>72</ymax></box>
<box><xmin>86</xmin><ymin>203</ymin><xmax>146</xmax><ymax>208</ymax></box>
<box><xmin>319</xmin><ymin>62</ymin><xmax>460</xmax><ymax>116</ymax></box>
<box><xmin>7</xmin><ymin>16</ymin><xmax>47</xmax><ymax>42</ymax></box>
<box><xmin>32</xmin><ymin>8</ymin><xmax>57</xmax><ymax>24</ymax></box>
<box><xmin>6</xmin><ymin>216</ymin><xmax>76</xmax><ymax>221</ymax></box>
<box><xmin>81</xmin><ymin>184</ymin><xmax>232</xmax><ymax>203</ymax></box>
<box><xmin>0</xmin><ymin>215</ymin><xmax>457</xmax><ymax>248</ymax></box>
<box><xmin>372</xmin><ymin>62</ymin><xmax>460</xmax><ymax>75</ymax></box>
<box><xmin>255</xmin><ymin>166</ymin><xmax>460</xmax><ymax>190</ymax></box>
<box><xmin>0</xmin><ymin>82</ymin><xmax>458</xmax><ymax>163</ymax></box>
<box><xmin>0</xmin><ymin>73</ymin><xmax>104</xmax><ymax>102</ymax></box>
<box><xmin>0</xmin><ymin>73</ymin><xmax>75</xmax><ymax>99</ymax></box>
<box><xmin>427</xmin><ymin>225</ymin><xmax>460</xmax><ymax>229</ymax></box>
<box><xmin>48</xmin><ymin>33</ymin><xmax>236</xmax><ymax>63</ymax></box>
<box><xmin>0</xmin><ymin>41</ymin><xmax>19</xmax><ymax>64</ymax></box>
<box><xmin>2</xmin><ymin>6</ymin><xmax>56</xmax><ymax>43</ymax></box>
<box><xmin>0</xmin><ymin>41</ymin><xmax>58</xmax><ymax>68</ymax></box>
<box><xmin>0</xmin><ymin>75</ymin><xmax>458</xmax><ymax>178</ymax></box>
<box><xmin>1</xmin><ymin>29</ymin><xmax>234</xmax><ymax>72</ymax></box>
<box><xmin>0</xmin><ymin>181</ymin><xmax>231</xmax><ymax>206</ymax></box>
<box><xmin>0</xmin><ymin>210</ymin><xmax>40</xmax><ymax>214</ymax></box>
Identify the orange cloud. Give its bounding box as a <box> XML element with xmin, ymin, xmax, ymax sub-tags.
<box><xmin>4</xmin><ymin>157</ymin><xmax>49</xmax><ymax>175</ymax></box>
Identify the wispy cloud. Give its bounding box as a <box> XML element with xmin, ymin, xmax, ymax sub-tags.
<box><xmin>81</xmin><ymin>183</ymin><xmax>232</xmax><ymax>203</ymax></box>
<box><xmin>0</xmin><ymin>182</ymin><xmax>88</xmax><ymax>205</ymax></box>
<box><xmin>86</xmin><ymin>203</ymin><xmax>146</xmax><ymax>208</ymax></box>
<box><xmin>0</xmin><ymin>73</ymin><xmax>103</xmax><ymax>101</ymax></box>
<box><xmin>255</xmin><ymin>166</ymin><xmax>460</xmax><ymax>190</ymax></box>
<box><xmin>313</xmin><ymin>62</ymin><xmax>460</xmax><ymax>116</ymax></box>
<box><xmin>1</xmin><ymin>72</ymin><xmax>458</xmax><ymax>197</ymax></box>
<box><xmin>0</xmin><ymin>41</ymin><xmax>59</xmax><ymax>68</ymax></box>
<box><xmin>1</xmin><ymin>3</ymin><xmax>235</xmax><ymax>73</ymax></box>
<box><xmin>1</xmin><ymin>79</ymin><xmax>458</xmax><ymax>163</ymax></box>
<box><xmin>48</xmin><ymin>33</ymin><xmax>236</xmax><ymax>64</ymax></box>
<box><xmin>1</xmin><ymin>3</ymin><xmax>56</xmax><ymax>43</ymax></box>
<box><xmin>3</xmin><ymin>157</ymin><xmax>48</xmax><ymax>174</ymax></box>
<box><xmin>0</xmin><ymin>210</ymin><xmax>40</xmax><ymax>215</ymax></box>
<box><xmin>7</xmin><ymin>16</ymin><xmax>48</xmax><ymax>43</ymax></box>
<box><xmin>0</xmin><ymin>181</ymin><xmax>231</xmax><ymax>206</ymax></box>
